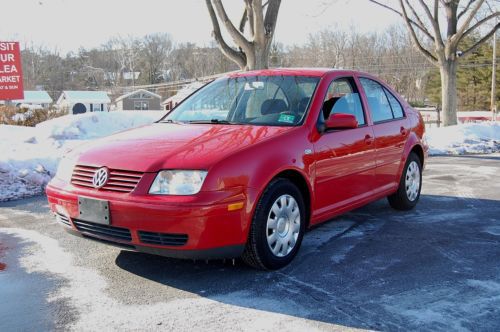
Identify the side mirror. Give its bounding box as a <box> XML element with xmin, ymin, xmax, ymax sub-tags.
<box><xmin>325</xmin><ymin>113</ymin><xmax>358</xmax><ymax>130</ymax></box>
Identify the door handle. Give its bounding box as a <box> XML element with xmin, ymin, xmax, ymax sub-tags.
<box><xmin>400</xmin><ymin>127</ymin><xmax>408</xmax><ymax>135</ymax></box>
<box><xmin>364</xmin><ymin>134</ymin><xmax>374</xmax><ymax>145</ymax></box>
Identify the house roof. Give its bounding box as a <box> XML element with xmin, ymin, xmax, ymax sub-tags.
<box><xmin>57</xmin><ymin>91</ymin><xmax>111</xmax><ymax>104</ymax></box>
<box><xmin>11</xmin><ymin>91</ymin><xmax>53</xmax><ymax>104</ymax></box>
<box><xmin>115</xmin><ymin>89</ymin><xmax>161</xmax><ymax>102</ymax></box>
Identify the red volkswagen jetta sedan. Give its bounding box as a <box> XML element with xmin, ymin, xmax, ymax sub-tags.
<box><xmin>46</xmin><ymin>68</ymin><xmax>427</xmax><ymax>270</ymax></box>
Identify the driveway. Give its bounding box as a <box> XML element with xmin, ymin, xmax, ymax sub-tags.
<box><xmin>0</xmin><ymin>154</ymin><xmax>499</xmax><ymax>331</ymax></box>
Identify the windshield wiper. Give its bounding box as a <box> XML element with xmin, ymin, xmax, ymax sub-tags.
<box><xmin>188</xmin><ymin>119</ymin><xmax>236</xmax><ymax>124</ymax></box>
<box><xmin>159</xmin><ymin>119</ymin><xmax>185</xmax><ymax>124</ymax></box>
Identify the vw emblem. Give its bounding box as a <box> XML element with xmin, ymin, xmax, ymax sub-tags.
<box><xmin>92</xmin><ymin>167</ymin><xmax>109</xmax><ymax>189</ymax></box>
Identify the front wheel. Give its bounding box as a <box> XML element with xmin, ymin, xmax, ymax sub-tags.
<box><xmin>242</xmin><ymin>178</ymin><xmax>306</xmax><ymax>270</ymax></box>
<box><xmin>388</xmin><ymin>152</ymin><xmax>422</xmax><ymax>210</ymax></box>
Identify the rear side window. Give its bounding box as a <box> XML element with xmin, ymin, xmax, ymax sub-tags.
<box><xmin>360</xmin><ymin>78</ymin><xmax>406</xmax><ymax>123</ymax></box>
<box><xmin>359</xmin><ymin>78</ymin><xmax>393</xmax><ymax>123</ymax></box>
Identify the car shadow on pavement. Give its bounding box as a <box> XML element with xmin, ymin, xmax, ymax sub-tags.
<box><xmin>115</xmin><ymin>194</ymin><xmax>500</xmax><ymax>331</ymax></box>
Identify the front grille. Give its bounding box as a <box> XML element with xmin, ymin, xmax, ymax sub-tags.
<box><xmin>138</xmin><ymin>231</ymin><xmax>188</xmax><ymax>246</ymax></box>
<box><xmin>71</xmin><ymin>165</ymin><xmax>143</xmax><ymax>193</ymax></box>
<box><xmin>73</xmin><ymin>219</ymin><xmax>132</xmax><ymax>242</ymax></box>
<box><xmin>55</xmin><ymin>213</ymin><xmax>71</xmax><ymax>227</ymax></box>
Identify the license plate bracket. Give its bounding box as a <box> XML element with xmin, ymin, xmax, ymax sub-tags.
<box><xmin>78</xmin><ymin>196</ymin><xmax>110</xmax><ymax>225</ymax></box>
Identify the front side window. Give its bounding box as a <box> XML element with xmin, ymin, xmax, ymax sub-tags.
<box><xmin>322</xmin><ymin>78</ymin><xmax>365</xmax><ymax>125</ymax></box>
<box><xmin>165</xmin><ymin>76</ymin><xmax>320</xmax><ymax>126</ymax></box>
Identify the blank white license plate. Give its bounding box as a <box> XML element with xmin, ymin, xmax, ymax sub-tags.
<box><xmin>78</xmin><ymin>196</ymin><xmax>110</xmax><ymax>225</ymax></box>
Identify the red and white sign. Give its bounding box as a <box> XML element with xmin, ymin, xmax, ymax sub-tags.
<box><xmin>0</xmin><ymin>41</ymin><xmax>24</xmax><ymax>100</ymax></box>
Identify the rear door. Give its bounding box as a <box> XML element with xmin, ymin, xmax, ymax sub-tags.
<box><xmin>358</xmin><ymin>77</ymin><xmax>409</xmax><ymax>192</ymax></box>
<box><xmin>313</xmin><ymin>77</ymin><xmax>377</xmax><ymax>218</ymax></box>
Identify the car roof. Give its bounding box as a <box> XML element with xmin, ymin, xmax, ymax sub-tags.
<box><xmin>226</xmin><ymin>67</ymin><xmax>362</xmax><ymax>78</ymax></box>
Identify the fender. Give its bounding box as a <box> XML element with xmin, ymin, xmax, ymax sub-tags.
<box><xmin>396</xmin><ymin>131</ymin><xmax>424</xmax><ymax>181</ymax></box>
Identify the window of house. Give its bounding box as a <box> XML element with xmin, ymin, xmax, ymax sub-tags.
<box><xmin>134</xmin><ymin>101</ymin><xmax>149</xmax><ymax>110</ymax></box>
<box><xmin>359</xmin><ymin>78</ymin><xmax>395</xmax><ymax>123</ymax></box>
<box><xmin>322</xmin><ymin>78</ymin><xmax>365</xmax><ymax>125</ymax></box>
<box><xmin>92</xmin><ymin>104</ymin><xmax>102</xmax><ymax>112</ymax></box>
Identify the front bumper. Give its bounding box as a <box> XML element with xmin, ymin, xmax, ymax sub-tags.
<box><xmin>46</xmin><ymin>178</ymin><xmax>253</xmax><ymax>259</ymax></box>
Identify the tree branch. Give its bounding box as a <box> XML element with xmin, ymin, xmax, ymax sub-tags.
<box><xmin>416</xmin><ymin>0</ymin><xmax>444</xmax><ymax>47</ymax></box>
<box><xmin>455</xmin><ymin>0</ymin><xmax>485</xmax><ymax>39</ymax></box>
<box><xmin>212</xmin><ymin>0</ymin><xmax>253</xmax><ymax>56</ymax></box>
<box><xmin>253</xmin><ymin>0</ymin><xmax>265</xmax><ymax>45</ymax></box>
<box><xmin>460</xmin><ymin>11</ymin><xmax>500</xmax><ymax>41</ymax></box>
<box><xmin>264</xmin><ymin>0</ymin><xmax>281</xmax><ymax>38</ymax></box>
<box><xmin>205</xmin><ymin>0</ymin><xmax>246</xmax><ymax>69</ymax></box>
<box><xmin>368</xmin><ymin>0</ymin><xmax>435</xmax><ymax>42</ymax></box>
<box><xmin>398</xmin><ymin>0</ymin><xmax>439</xmax><ymax>64</ymax></box>
<box><xmin>457</xmin><ymin>0</ymin><xmax>477</xmax><ymax>20</ymax></box>
<box><xmin>404</xmin><ymin>0</ymin><xmax>436</xmax><ymax>42</ymax></box>
<box><xmin>239</xmin><ymin>6</ymin><xmax>247</xmax><ymax>33</ymax></box>
<box><xmin>460</xmin><ymin>21</ymin><xmax>500</xmax><ymax>57</ymax></box>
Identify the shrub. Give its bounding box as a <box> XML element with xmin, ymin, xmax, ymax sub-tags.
<box><xmin>0</xmin><ymin>105</ymin><xmax>66</xmax><ymax>126</ymax></box>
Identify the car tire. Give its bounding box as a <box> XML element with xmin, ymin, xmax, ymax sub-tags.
<box><xmin>242</xmin><ymin>178</ymin><xmax>306</xmax><ymax>270</ymax></box>
<box><xmin>388</xmin><ymin>152</ymin><xmax>422</xmax><ymax>211</ymax></box>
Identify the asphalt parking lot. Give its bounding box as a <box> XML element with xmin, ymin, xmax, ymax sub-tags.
<box><xmin>1</xmin><ymin>154</ymin><xmax>499</xmax><ymax>331</ymax></box>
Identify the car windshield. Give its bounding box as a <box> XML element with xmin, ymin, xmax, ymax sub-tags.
<box><xmin>164</xmin><ymin>75</ymin><xmax>320</xmax><ymax>126</ymax></box>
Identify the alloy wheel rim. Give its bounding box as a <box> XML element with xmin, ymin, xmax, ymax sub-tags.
<box><xmin>266</xmin><ymin>194</ymin><xmax>301</xmax><ymax>257</ymax></box>
<box><xmin>405</xmin><ymin>161</ymin><xmax>421</xmax><ymax>201</ymax></box>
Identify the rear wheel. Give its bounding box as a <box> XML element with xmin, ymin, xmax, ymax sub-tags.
<box><xmin>388</xmin><ymin>152</ymin><xmax>422</xmax><ymax>210</ymax></box>
<box><xmin>242</xmin><ymin>178</ymin><xmax>306</xmax><ymax>270</ymax></box>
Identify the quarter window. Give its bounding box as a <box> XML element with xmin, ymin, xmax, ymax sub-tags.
<box><xmin>384</xmin><ymin>89</ymin><xmax>404</xmax><ymax>118</ymax></box>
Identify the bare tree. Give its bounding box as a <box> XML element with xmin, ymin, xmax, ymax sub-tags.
<box><xmin>367</xmin><ymin>0</ymin><xmax>499</xmax><ymax>126</ymax></box>
<box><xmin>205</xmin><ymin>0</ymin><xmax>282</xmax><ymax>70</ymax></box>
<box><xmin>141</xmin><ymin>33</ymin><xmax>173</xmax><ymax>84</ymax></box>
<box><xmin>109</xmin><ymin>36</ymin><xmax>142</xmax><ymax>86</ymax></box>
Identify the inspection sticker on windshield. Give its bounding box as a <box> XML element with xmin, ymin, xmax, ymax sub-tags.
<box><xmin>278</xmin><ymin>114</ymin><xmax>295</xmax><ymax>124</ymax></box>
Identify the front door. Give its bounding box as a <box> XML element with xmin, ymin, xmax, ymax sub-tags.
<box><xmin>313</xmin><ymin>77</ymin><xmax>377</xmax><ymax>220</ymax></box>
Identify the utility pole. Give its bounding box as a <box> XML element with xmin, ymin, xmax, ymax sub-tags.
<box><xmin>492</xmin><ymin>30</ymin><xmax>497</xmax><ymax>120</ymax></box>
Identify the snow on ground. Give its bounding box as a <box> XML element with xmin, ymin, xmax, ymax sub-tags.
<box><xmin>0</xmin><ymin>111</ymin><xmax>165</xmax><ymax>201</ymax></box>
<box><xmin>426</xmin><ymin>122</ymin><xmax>500</xmax><ymax>155</ymax></box>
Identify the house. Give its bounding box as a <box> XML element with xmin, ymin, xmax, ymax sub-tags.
<box><xmin>57</xmin><ymin>91</ymin><xmax>111</xmax><ymax>114</ymax></box>
<box><xmin>114</xmin><ymin>89</ymin><xmax>162</xmax><ymax>111</ymax></box>
<box><xmin>161</xmin><ymin>81</ymin><xmax>205</xmax><ymax>111</ymax></box>
<box><xmin>11</xmin><ymin>91</ymin><xmax>53</xmax><ymax>109</ymax></box>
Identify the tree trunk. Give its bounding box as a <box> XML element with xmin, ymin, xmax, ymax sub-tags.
<box><xmin>440</xmin><ymin>60</ymin><xmax>458</xmax><ymax>126</ymax></box>
<box><xmin>247</xmin><ymin>46</ymin><xmax>269</xmax><ymax>70</ymax></box>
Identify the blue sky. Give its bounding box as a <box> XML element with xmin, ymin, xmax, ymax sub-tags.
<box><xmin>1</xmin><ymin>0</ymin><xmax>401</xmax><ymax>53</ymax></box>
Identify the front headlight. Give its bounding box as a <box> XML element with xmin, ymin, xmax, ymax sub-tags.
<box><xmin>55</xmin><ymin>155</ymin><xmax>77</xmax><ymax>183</ymax></box>
<box><xmin>149</xmin><ymin>170</ymin><xmax>208</xmax><ymax>195</ymax></box>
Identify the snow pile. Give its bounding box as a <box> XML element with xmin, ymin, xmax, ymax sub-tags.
<box><xmin>0</xmin><ymin>111</ymin><xmax>165</xmax><ymax>201</ymax></box>
<box><xmin>427</xmin><ymin>122</ymin><xmax>500</xmax><ymax>155</ymax></box>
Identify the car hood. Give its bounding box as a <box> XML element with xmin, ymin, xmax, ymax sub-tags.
<box><xmin>76</xmin><ymin>123</ymin><xmax>290</xmax><ymax>172</ymax></box>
